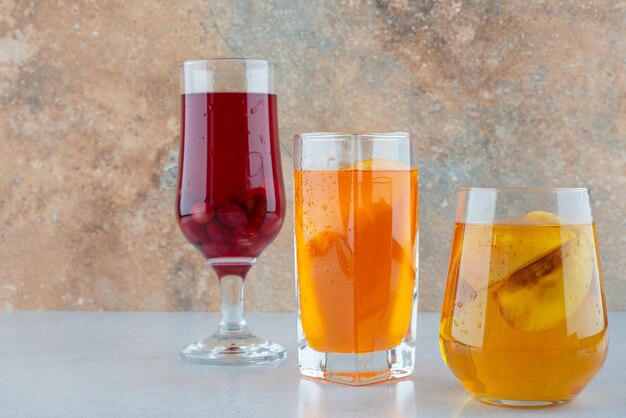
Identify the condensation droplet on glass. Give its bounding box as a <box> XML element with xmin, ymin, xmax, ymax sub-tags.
<box><xmin>461</xmin><ymin>320</ymin><xmax>465</xmax><ymax>325</ymax></box>
<box><xmin>327</xmin><ymin>157</ymin><xmax>335</xmax><ymax>165</ymax></box>
<box><xmin>453</xmin><ymin>319</ymin><xmax>458</xmax><ymax>326</ymax></box>
<box><xmin>250</xmin><ymin>100</ymin><xmax>264</xmax><ymax>114</ymax></box>
<box><xmin>476</xmin><ymin>322</ymin><xmax>482</xmax><ymax>329</ymax></box>
<box><xmin>457</xmin><ymin>301</ymin><xmax>463</xmax><ymax>308</ymax></box>
<box><xmin>259</xmin><ymin>135</ymin><xmax>265</xmax><ymax>143</ymax></box>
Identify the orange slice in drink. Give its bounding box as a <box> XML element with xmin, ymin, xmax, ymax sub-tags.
<box><xmin>308</xmin><ymin>230</ymin><xmax>339</xmax><ymax>256</ymax></box>
<box><xmin>343</xmin><ymin>158</ymin><xmax>416</xmax><ymax>225</ymax></box>
<box><xmin>342</xmin><ymin>158</ymin><xmax>412</xmax><ymax>171</ymax></box>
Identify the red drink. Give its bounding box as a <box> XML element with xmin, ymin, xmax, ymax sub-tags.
<box><xmin>177</xmin><ymin>60</ymin><xmax>287</xmax><ymax>365</ymax></box>
<box><xmin>176</xmin><ymin>92</ymin><xmax>285</xmax><ymax>276</ymax></box>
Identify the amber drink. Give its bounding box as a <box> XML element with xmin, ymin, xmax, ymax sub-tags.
<box><xmin>294</xmin><ymin>132</ymin><xmax>418</xmax><ymax>385</ymax></box>
<box><xmin>440</xmin><ymin>188</ymin><xmax>608</xmax><ymax>407</ymax></box>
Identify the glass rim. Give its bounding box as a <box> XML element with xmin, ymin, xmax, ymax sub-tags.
<box><xmin>459</xmin><ymin>187</ymin><xmax>589</xmax><ymax>193</ymax></box>
<box><xmin>296</xmin><ymin>131</ymin><xmax>410</xmax><ymax>140</ymax></box>
<box><xmin>180</xmin><ymin>58</ymin><xmax>275</xmax><ymax>68</ymax></box>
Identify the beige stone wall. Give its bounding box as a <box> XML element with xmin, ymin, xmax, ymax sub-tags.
<box><xmin>0</xmin><ymin>1</ymin><xmax>624</xmax><ymax>311</ymax></box>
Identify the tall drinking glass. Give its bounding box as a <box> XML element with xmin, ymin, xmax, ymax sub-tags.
<box><xmin>176</xmin><ymin>59</ymin><xmax>286</xmax><ymax>365</ymax></box>
<box><xmin>294</xmin><ymin>132</ymin><xmax>418</xmax><ymax>385</ymax></box>
<box><xmin>440</xmin><ymin>188</ymin><xmax>608</xmax><ymax>406</ymax></box>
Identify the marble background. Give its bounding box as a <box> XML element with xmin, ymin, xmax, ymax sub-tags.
<box><xmin>0</xmin><ymin>0</ymin><xmax>624</xmax><ymax>311</ymax></box>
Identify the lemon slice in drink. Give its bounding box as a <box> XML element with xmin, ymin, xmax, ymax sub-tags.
<box><xmin>523</xmin><ymin>210</ymin><xmax>564</xmax><ymax>225</ymax></box>
<box><xmin>494</xmin><ymin>232</ymin><xmax>594</xmax><ymax>332</ymax></box>
<box><xmin>460</xmin><ymin>222</ymin><xmax>566</xmax><ymax>292</ymax></box>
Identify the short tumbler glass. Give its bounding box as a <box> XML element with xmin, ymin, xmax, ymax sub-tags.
<box><xmin>294</xmin><ymin>132</ymin><xmax>419</xmax><ymax>385</ymax></box>
<box><xmin>439</xmin><ymin>187</ymin><xmax>608</xmax><ymax>407</ymax></box>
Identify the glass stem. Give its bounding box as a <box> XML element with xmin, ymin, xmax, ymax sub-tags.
<box><xmin>218</xmin><ymin>274</ymin><xmax>248</xmax><ymax>335</ymax></box>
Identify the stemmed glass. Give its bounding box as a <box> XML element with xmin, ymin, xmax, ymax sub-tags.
<box><xmin>176</xmin><ymin>59</ymin><xmax>286</xmax><ymax>365</ymax></box>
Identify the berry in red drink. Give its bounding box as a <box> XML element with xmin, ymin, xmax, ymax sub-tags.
<box><xmin>180</xmin><ymin>217</ymin><xmax>209</xmax><ymax>243</ymax></box>
<box><xmin>242</xmin><ymin>238</ymin><xmax>268</xmax><ymax>258</ymax></box>
<box><xmin>202</xmin><ymin>242</ymin><xmax>229</xmax><ymax>258</ymax></box>
<box><xmin>191</xmin><ymin>202</ymin><xmax>214</xmax><ymax>224</ymax></box>
<box><xmin>245</xmin><ymin>188</ymin><xmax>267</xmax><ymax>228</ymax></box>
<box><xmin>258</xmin><ymin>214</ymin><xmax>283</xmax><ymax>238</ymax></box>
<box><xmin>231</xmin><ymin>226</ymin><xmax>257</xmax><ymax>249</ymax></box>
<box><xmin>206</xmin><ymin>220</ymin><xmax>231</xmax><ymax>243</ymax></box>
<box><xmin>217</xmin><ymin>203</ymin><xmax>247</xmax><ymax>229</ymax></box>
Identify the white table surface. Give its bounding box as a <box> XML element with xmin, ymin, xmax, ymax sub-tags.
<box><xmin>0</xmin><ymin>312</ymin><xmax>623</xmax><ymax>417</ymax></box>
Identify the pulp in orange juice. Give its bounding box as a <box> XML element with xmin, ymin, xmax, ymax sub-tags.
<box><xmin>439</xmin><ymin>215</ymin><xmax>608</xmax><ymax>402</ymax></box>
<box><xmin>295</xmin><ymin>162</ymin><xmax>418</xmax><ymax>353</ymax></box>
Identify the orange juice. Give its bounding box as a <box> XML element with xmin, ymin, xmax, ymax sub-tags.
<box><xmin>440</xmin><ymin>216</ymin><xmax>608</xmax><ymax>403</ymax></box>
<box><xmin>295</xmin><ymin>162</ymin><xmax>418</xmax><ymax>353</ymax></box>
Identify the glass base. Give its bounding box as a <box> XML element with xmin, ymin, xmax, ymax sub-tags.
<box><xmin>475</xmin><ymin>397</ymin><xmax>568</xmax><ymax>408</ymax></box>
<box><xmin>298</xmin><ymin>341</ymin><xmax>415</xmax><ymax>386</ymax></box>
<box><xmin>180</xmin><ymin>331</ymin><xmax>286</xmax><ymax>366</ymax></box>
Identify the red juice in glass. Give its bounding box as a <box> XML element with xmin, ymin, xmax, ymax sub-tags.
<box><xmin>176</xmin><ymin>92</ymin><xmax>285</xmax><ymax>276</ymax></box>
<box><xmin>177</xmin><ymin>60</ymin><xmax>286</xmax><ymax>365</ymax></box>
